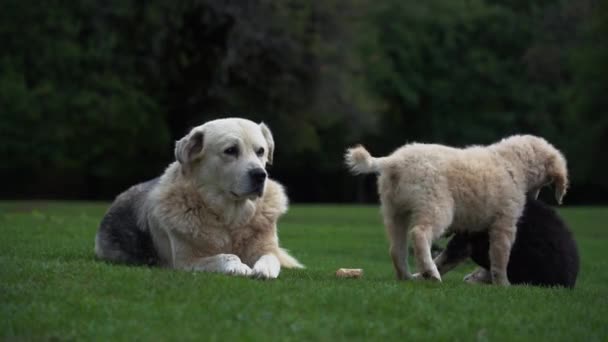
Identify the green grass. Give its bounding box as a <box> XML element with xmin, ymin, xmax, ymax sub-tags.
<box><xmin>1</xmin><ymin>202</ymin><xmax>607</xmax><ymax>341</ymax></box>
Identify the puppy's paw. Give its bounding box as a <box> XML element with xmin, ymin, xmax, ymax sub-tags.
<box><xmin>252</xmin><ymin>254</ymin><xmax>280</xmax><ymax>279</ymax></box>
<box><xmin>463</xmin><ymin>267</ymin><xmax>492</xmax><ymax>284</ymax></box>
<box><xmin>494</xmin><ymin>278</ymin><xmax>511</xmax><ymax>286</ymax></box>
<box><xmin>424</xmin><ymin>271</ymin><xmax>442</xmax><ymax>282</ymax></box>
<box><xmin>491</xmin><ymin>270</ymin><xmax>511</xmax><ymax>286</ymax></box>
<box><xmin>412</xmin><ymin>271</ymin><xmax>441</xmax><ymax>282</ymax></box>
<box><xmin>463</xmin><ymin>273</ymin><xmax>480</xmax><ymax>284</ymax></box>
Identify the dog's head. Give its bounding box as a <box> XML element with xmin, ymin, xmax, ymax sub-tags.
<box><xmin>174</xmin><ymin>118</ymin><xmax>275</xmax><ymax>200</ymax></box>
<box><xmin>502</xmin><ymin>135</ymin><xmax>569</xmax><ymax>205</ymax></box>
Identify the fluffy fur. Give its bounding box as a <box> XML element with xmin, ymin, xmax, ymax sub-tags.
<box><xmin>435</xmin><ymin>198</ymin><xmax>579</xmax><ymax>288</ymax></box>
<box><xmin>95</xmin><ymin>118</ymin><xmax>303</xmax><ymax>279</ymax></box>
<box><xmin>345</xmin><ymin>135</ymin><xmax>568</xmax><ymax>285</ymax></box>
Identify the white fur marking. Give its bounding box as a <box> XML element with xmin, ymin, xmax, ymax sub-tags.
<box><xmin>192</xmin><ymin>254</ymin><xmax>253</xmax><ymax>277</ymax></box>
<box><xmin>252</xmin><ymin>254</ymin><xmax>281</xmax><ymax>279</ymax></box>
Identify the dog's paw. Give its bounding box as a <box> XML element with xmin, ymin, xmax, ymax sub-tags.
<box><xmin>463</xmin><ymin>267</ymin><xmax>492</xmax><ymax>284</ymax></box>
<box><xmin>493</xmin><ymin>278</ymin><xmax>511</xmax><ymax>286</ymax></box>
<box><xmin>412</xmin><ymin>272</ymin><xmax>441</xmax><ymax>282</ymax></box>
<box><xmin>463</xmin><ymin>273</ymin><xmax>479</xmax><ymax>284</ymax></box>
<box><xmin>252</xmin><ymin>265</ymin><xmax>280</xmax><ymax>279</ymax></box>
<box><xmin>491</xmin><ymin>270</ymin><xmax>511</xmax><ymax>286</ymax></box>
<box><xmin>224</xmin><ymin>260</ymin><xmax>253</xmax><ymax>277</ymax></box>
<box><xmin>251</xmin><ymin>255</ymin><xmax>280</xmax><ymax>279</ymax></box>
<box><xmin>424</xmin><ymin>273</ymin><xmax>442</xmax><ymax>282</ymax></box>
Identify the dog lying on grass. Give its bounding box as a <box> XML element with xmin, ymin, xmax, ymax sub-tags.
<box><xmin>345</xmin><ymin>135</ymin><xmax>568</xmax><ymax>285</ymax></box>
<box><xmin>437</xmin><ymin>198</ymin><xmax>579</xmax><ymax>288</ymax></box>
<box><xmin>95</xmin><ymin>118</ymin><xmax>303</xmax><ymax>279</ymax></box>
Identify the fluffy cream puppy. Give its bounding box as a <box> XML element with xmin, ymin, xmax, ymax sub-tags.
<box><xmin>345</xmin><ymin>135</ymin><xmax>567</xmax><ymax>285</ymax></box>
<box><xmin>95</xmin><ymin>118</ymin><xmax>303</xmax><ymax>279</ymax></box>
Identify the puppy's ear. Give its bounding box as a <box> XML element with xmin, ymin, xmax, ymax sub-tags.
<box><xmin>175</xmin><ymin>130</ymin><xmax>204</xmax><ymax>166</ymax></box>
<box><xmin>260</xmin><ymin>122</ymin><xmax>275</xmax><ymax>165</ymax></box>
<box><xmin>553</xmin><ymin>177</ymin><xmax>568</xmax><ymax>205</ymax></box>
<box><xmin>546</xmin><ymin>153</ymin><xmax>568</xmax><ymax>205</ymax></box>
<box><xmin>528</xmin><ymin>188</ymin><xmax>541</xmax><ymax>200</ymax></box>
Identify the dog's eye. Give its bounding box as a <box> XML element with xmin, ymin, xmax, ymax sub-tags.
<box><xmin>256</xmin><ymin>147</ymin><xmax>265</xmax><ymax>156</ymax></box>
<box><xmin>224</xmin><ymin>146</ymin><xmax>239</xmax><ymax>156</ymax></box>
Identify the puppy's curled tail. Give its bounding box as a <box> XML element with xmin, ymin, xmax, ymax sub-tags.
<box><xmin>345</xmin><ymin>145</ymin><xmax>383</xmax><ymax>174</ymax></box>
<box><xmin>277</xmin><ymin>248</ymin><xmax>304</xmax><ymax>269</ymax></box>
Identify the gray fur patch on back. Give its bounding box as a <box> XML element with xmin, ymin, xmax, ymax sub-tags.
<box><xmin>95</xmin><ymin>178</ymin><xmax>159</xmax><ymax>266</ymax></box>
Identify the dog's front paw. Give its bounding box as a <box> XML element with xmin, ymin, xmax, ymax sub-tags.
<box><xmin>224</xmin><ymin>260</ymin><xmax>253</xmax><ymax>277</ymax></box>
<box><xmin>252</xmin><ymin>265</ymin><xmax>280</xmax><ymax>279</ymax></box>
<box><xmin>252</xmin><ymin>254</ymin><xmax>280</xmax><ymax>279</ymax></box>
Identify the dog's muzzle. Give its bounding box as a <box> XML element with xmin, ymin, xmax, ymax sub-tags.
<box><xmin>248</xmin><ymin>168</ymin><xmax>267</xmax><ymax>195</ymax></box>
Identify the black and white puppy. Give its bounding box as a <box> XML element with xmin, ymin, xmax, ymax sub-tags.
<box><xmin>434</xmin><ymin>198</ymin><xmax>579</xmax><ymax>288</ymax></box>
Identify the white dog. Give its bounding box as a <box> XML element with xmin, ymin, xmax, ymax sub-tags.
<box><xmin>95</xmin><ymin>118</ymin><xmax>303</xmax><ymax>279</ymax></box>
<box><xmin>345</xmin><ymin>135</ymin><xmax>568</xmax><ymax>285</ymax></box>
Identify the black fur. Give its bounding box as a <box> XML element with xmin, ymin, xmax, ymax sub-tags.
<box><xmin>96</xmin><ymin>178</ymin><xmax>159</xmax><ymax>266</ymax></box>
<box><xmin>444</xmin><ymin>199</ymin><xmax>580</xmax><ymax>288</ymax></box>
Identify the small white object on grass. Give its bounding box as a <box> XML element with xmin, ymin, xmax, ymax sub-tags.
<box><xmin>335</xmin><ymin>268</ymin><xmax>363</xmax><ymax>278</ymax></box>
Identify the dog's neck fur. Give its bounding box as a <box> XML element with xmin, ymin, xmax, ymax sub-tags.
<box><xmin>156</xmin><ymin>162</ymin><xmax>258</xmax><ymax>228</ymax></box>
<box><xmin>195</xmin><ymin>184</ymin><xmax>258</xmax><ymax>228</ymax></box>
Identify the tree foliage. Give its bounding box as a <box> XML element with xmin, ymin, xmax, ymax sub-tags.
<box><xmin>0</xmin><ymin>0</ymin><xmax>605</xmax><ymax>202</ymax></box>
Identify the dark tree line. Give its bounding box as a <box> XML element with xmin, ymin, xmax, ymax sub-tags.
<box><xmin>1</xmin><ymin>0</ymin><xmax>606</xmax><ymax>203</ymax></box>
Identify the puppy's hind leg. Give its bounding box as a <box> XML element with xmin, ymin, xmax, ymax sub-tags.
<box><xmin>410</xmin><ymin>225</ymin><xmax>442</xmax><ymax>281</ymax></box>
<box><xmin>488</xmin><ymin>220</ymin><xmax>517</xmax><ymax>286</ymax></box>
<box><xmin>385</xmin><ymin>217</ymin><xmax>412</xmax><ymax>280</ymax></box>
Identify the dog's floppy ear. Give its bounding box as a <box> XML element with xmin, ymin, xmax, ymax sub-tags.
<box><xmin>546</xmin><ymin>153</ymin><xmax>568</xmax><ymax>205</ymax></box>
<box><xmin>260</xmin><ymin>122</ymin><xmax>274</xmax><ymax>165</ymax></box>
<box><xmin>175</xmin><ymin>129</ymin><xmax>204</xmax><ymax>165</ymax></box>
<box><xmin>528</xmin><ymin>188</ymin><xmax>541</xmax><ymax>200</ymax></box>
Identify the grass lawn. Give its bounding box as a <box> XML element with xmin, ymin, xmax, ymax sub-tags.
<box><xmin>1</xmin><ymin>201</ymin><xmax>607</xmax><ymax>341</ymax></box>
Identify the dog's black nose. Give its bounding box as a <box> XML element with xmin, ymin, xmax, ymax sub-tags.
<box><xmin>249</xmin><ymin>168</ymin><xmax>267</xmax><ymax>184</ymax></box>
